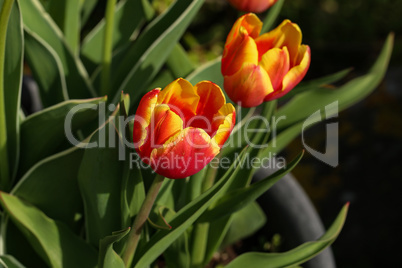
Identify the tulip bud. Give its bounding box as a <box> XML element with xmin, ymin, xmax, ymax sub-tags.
<box><xmin>222</xmin><ymin>13</ymin><xmax>311</xmax><ymax>107</ymax></box>
<box><xmin>228</xmin><ymin>0</ymin><xmax>278</xmax><ymax>13</ymax></box>
<box><xmin>133</xmin><ymin>78</ymin><xmax>236</xmax><ymax>179</ymax></box>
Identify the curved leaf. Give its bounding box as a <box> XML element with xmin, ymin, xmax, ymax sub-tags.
<box><xmin>99</xmin><ymin>228</ymin><xmax>130</xmax><ymax>268</ymax></box>
<box><xmin>0</xmin><ymin>192</ymin><xmax>97</xmax><ymax>268</ymax></box>
<box><xmin>78</xmin><ymin>114</ymin><xmax>125</xmax><ymax>247</ymax></box>
<box><xmin>0</xmin><ymin>255</ymin><xmax>26</xmax><ymax>268</ymax></box>
<box><xmin>19</xmin><ymin>0</ymin><xmax>95</xmax><ymax>98</ymax></box>
<box><xmin>24</xmin><ymin>29</ymin><xmax>68</xmax><ymax>107</ymax></box>
<box><xmin>11</xmin><ymin>146</ymin><xmax>85</xmax><ymax>231</ymax></box>
<box><xmin>81</xmin><ymin>0</ymin><xmax>151</xmax><ymax>73</ymax></box>
<box><xmin>47</xmin><ymin>0</ymin><xmax>80</xmax><ymax>54</ymax></box>
<box><xmin>276</xmin><ymin>33</ymin><xmax>394</xmax><ymax>130</ymax></box>
<box><xmin>111</xmin><ymin>0</ymin><xmax>205</xmax><ymax>106</ymax></box>
<box><xmin>133</xmin><ymin>148</ymin><xmax>251</xmax><ymax>267</ymax></box>
<box><xmin>2</xmin><ymin>0</ymin><xmax>23</xmax><ymax>183</ymax></box>
<box><xmin>198</xmin><ymin>151</ymin><xmax>303</xmax><ymax>223</ymax></box>
<box><xmin>18</xmin><ymin>97</ymin><xmax>106</xmax><ymax>175</ymax></box>
<box><xmin>225</xmin><ymin>203</ymin><xmax>349</xmax><ymax>268</ymax></box>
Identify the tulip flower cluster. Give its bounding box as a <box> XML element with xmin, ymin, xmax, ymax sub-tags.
<box><xmin>133</xmin><ymin>78</ymin><xmax>236</xmax><ymax>179</ymax></box>
<box><xmin>134</xmin><ymin>13</ymin><xmax>311</xmax><ymax>178</ymax></box>
<box><xmin>222</xmin><ymin>14</ymin><xmax>311</xmax><ymax>107</ymax></box>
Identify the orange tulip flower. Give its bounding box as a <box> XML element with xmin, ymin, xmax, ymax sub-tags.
<box><xmin>222</xmin><ymin>13</ymin><xmax>311</xmax><ymax>107</ymax></box>
<box><xmin>133</xmin><ymin>78</ymin><xmax>236</xmax><ymax>179</ymax></box>
<box><xmin>228</xmin><ymin>0</ymin><xmax>278</xmax><ymax>13</ymax></box>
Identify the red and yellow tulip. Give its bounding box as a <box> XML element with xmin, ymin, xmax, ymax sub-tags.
<box><xmin>133</xmin><ymin>78</ymin><xmax>236</xmax><ymax>179</ymax></box>
<box><xmin>222</xmin><ymin>13</ymin><xmax>311</xmax><ymax>107</ymax></box>
<box><xmin>227</xmin><ymin>0</ymin><xmax>278</xmax><ymax>13</ymax></box>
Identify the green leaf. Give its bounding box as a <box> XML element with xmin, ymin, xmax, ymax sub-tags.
<box><xmin>166</xmin><ymin>43</ymin><xmax>195</xmax><ymax>78</ymax></box>
<box><xmin>198</xmin><ymin>151</ymin><xmax>303</xmax><ymax>223</ymax></box>
<box><xmin>187</xmin><ymin>57</ymin><xmax>223</xmax><ymax>92</ymax></box>
<box><xmin>0</xmin><ymin>255</ymin><xmax>26</xmax><ymax>268</ymax></box>
<box><xmin>111</xmin><ymin>0</ymin><xmax>205</xmax><ymax>107</ymax></box>
<box><xmin>11</xmin><ymin>146</ymin><xmax>84</xmax><ymax>231</ymax></box>
<box><xmin>19</xmin><ymin>0</ymin><xmax>95</xmax><ymax>98</ymax></box>
<box><xmin>18</xmin><ymin>97</ymin><xmax>107</xmax><ymax>175</ymax></box>
<box><xmin>24</xmin><ymin>29</ymin><xmax>67</xmax><ymax>107</ymax></box>
<box><xmin>261</xmin><ymin>0</ymin><xmax>285</xmax><ymax>33</ymax></box>
<box><xmin>225</xmin><ymin>203</ymin><xmax>349</xmax><ymax>268</ymax></box>
<box><xmin>221</xmin><ymin>202</ymin><xmax>266</xmax><ymax>247</ymax></box>
<box><xmin>99</xmin><ymin>228</ymin><xmax>131</xmax><ymax>268</ymax></box>
<box><xmin>276</xmin><ymin>33</ymin><xmax>394</xmax><ymax>130</ymax></box>
<box><xmin>132</xmin><ymin>148</ymin><xmax>250</xmax><ymax>267</ymax></box>
<box><xmin>78</xmin><ymin>114</ymin><xmax>125</xmax><ymax>247</ymax></box>
<box><xmin>164</xmin><ymin>232</ymin><xmax>190</xmax><ymax>268</ymax></box>
<box><xmin>47</xmin><ymin>0</ymin><xmax>80</xmax><ymax>54</ymax></box>
<box><xmin>81</xmin><ymin>0</ymin><xmax>150</xmax><ymax>73</ymax></box>
<box><xmin>2</xmin><ymin>0</ymin><xmax>23</xmax><ymax>183</ymax></box>
<box><xmin>0</xmin><ymin>192</ymin><xmax>97</xmax><ymax>268</ymax></box>
<box><xmin>281</xmin><ymin>68</ymin><xmax>353</xmax><ymax>100</ymax></box>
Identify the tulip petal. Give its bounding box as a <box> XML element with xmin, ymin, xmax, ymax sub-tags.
<box><xmin>212</xmin><ymin>103</ymin><xmax>236</xmax><ymax>147</ymax></box>
<box><xmin>150</xmin><ymin>128</ymin><xmax>220</xmax><ymax>179</ymax></box>
<box><xmin>224</xmin><ymin>63</ymin><xmax>273</xmax><ymax>107</ymax></box>
<box><xmin>133</xmin><ymin>88</ymin><xmax>160</xmax><ymax>147</ymax></box>
<box><xmin>281</xmin><ymin>45</ymin><xmax>311</xmax><ymax>93</ymax></box>
<box><xmin>222</xmin><ymin>33</ymin><xmax>259</xmax><ymax>76</ymax></box>
<box><xmin>188</xmin><ymin>81</ymin><xmax>226</xmax><ymax>135</ymax></box>
<box><xmin>265</xmin><ymin>45</ymin><xmax>311</xmax><ymax>101</ymax></box>
<box><xmin>259</xmin><ymin>47</ymin><xmax>290</xmax><ymax>90</ymax></box>
<box><xmin>255</xmin><ymin>20</ymin><xmax>302</xmax><ymax>65</ymax></box>
<box><xmin>157</xmin><ymin>78</ymin><xmax>200</xmax><ymax>124</ymax></box>
<box><xmin>225</xmin><ymin>13</ymin><xmax>262</xmax><ymax>47</ymax></box>
<box><xmin>137</xmin><ymin>104</ymin><xmax>183</xmax><ymax>160</ymax></box>
<box><xmin>228</xmin><ymin>0</ymin><xmax>277</xmax><ymax>13</ymax></box>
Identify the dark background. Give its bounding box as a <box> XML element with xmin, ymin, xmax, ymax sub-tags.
<box><xmin>187</xmin><ymin>0</ymin><xmax>402</xmax><ymax>267</ymax></box>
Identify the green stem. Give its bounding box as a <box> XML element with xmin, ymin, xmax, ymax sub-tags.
<box><xmin>191</xmin><ymin>158</ymin><xmax>220</xmax><ymax>267</ymax></box>
<box><xmin>0</xmin><ymin>0</ymin><xmax>14</xmax><ymax>189</ymax></box>
<box><xmin>100</xmin><ymin>0</ymin><xmax>117</xmax><ymax>96</ymax></box>
<box><xmin>122</xmin><ymin>173</ymin><xmax>165</xmax><ymax>267</ymax></box>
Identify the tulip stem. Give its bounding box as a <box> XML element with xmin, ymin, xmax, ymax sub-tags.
<box><xmin>0</xmin><ymin>0</ymin><xmax>15</xmax><ymax>190</ymax></box>
<box><xmin>122</xmin><ymin>173</ymin><xmax>165</xmax><ymax>267</ymax></box>
<box><xmin>191</xmin><ymin>158</ymin><xmax>219</xmax><ymax>267</ymax></box>
<box><xmin>100</xmin><ymin>0</ymin><xmax>117</xmax><ymax>96</ymax></box>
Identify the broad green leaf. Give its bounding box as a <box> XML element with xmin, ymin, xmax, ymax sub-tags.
<box><xmin>24</xmin><ymin>29</ymin><xmax>67</xmax><ymax>107</ymax></box>
<box><xmin>0</xmin><ymin>192</ymin><xmax>97</xmax><ymax>268</ymax></box>
<box><xmin>276</xmin><ymin>33</ymin><xmax>394</xmax><ymax>130</ymax></box>
<box><xmin>132</xmin><ymin>148</ymin><xmax>250</xmax><ymax>267</ymax></box>
<box><xmin>282</xmin><ymin>68</ymin><xmax>353</xmax><ymax>100</ymax></box>
<box><xmin>187</xmin><ymin>57</ymin><xmax>223</xmax><ymax>92</ymax></box>
<box><xmin>225</xmin><ymin>203</ymin><xmax>349</xmax><ymax>268</ymax></box>
<box><xmin>2</xmin><ymin>217</ymin><xmax>47</xmax><ymax>267</ymax></box>
<box><xmin>221</xmin><ymin>201</ymin><xmax>266</xmax><ymax>247</ymax></box>
<box><xmin>0</xmin><ymin>255</ymin><xmax>26</xmax><ymax>268</ymax></box>
<box><xmin>99</xmin><ymin>228</ymin><xmax>130</xmax><ymax>268</ymax></box>
<box><xmin>164</xmin><ymin>232</ymin><xmax>190</xmax><ymax>268</ymax></box>
<box><xmin>166</xmin><ymin>43</ymin><xmax>195</xmax><ymax>78</ymax></box>
<box><xmin>2</xmin><ymin>0</ymin><xmax>23</xmax><ymax>183</ymax></box>
<box><xmin>81</xmin><ymin>0</ymin><xmax>150</xmax><ymax>73</ymax></box>
<box><xmin>47</xmin><ymin>0</ymin><xmax>80</xmax><ymax>54</ymax></box>
<box><xmin>18</xmin><ymin>97</ymin><xmax>106</xmax><ymax>175</ymax></box>
<box><xmin>111</xmin><ymin>0</ymin><xmax>205</xmax><ymax>106</ymax></box>
<box><xmin>11</xmin><ymin>146</ymin><xmax>84</xmax><ymax>231</ymax></box>
<box><xmin>19</xmin><ymin>0</ymin><xmax>95</xmax><ymax>98</ymax></box>
<box><xmin>78</xmin><ymin>114</ymin><xmax>125</xmax><ymax>247</ymax></box>
<box><xmin>261</xmin><ymin>0</ymin><xmax>285</xmax><ymax>33</ymax></box>
<box><xmin>198</xmin><ymin>151</ymin><xmax>303</xmax><ymax>223</ymax></box>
